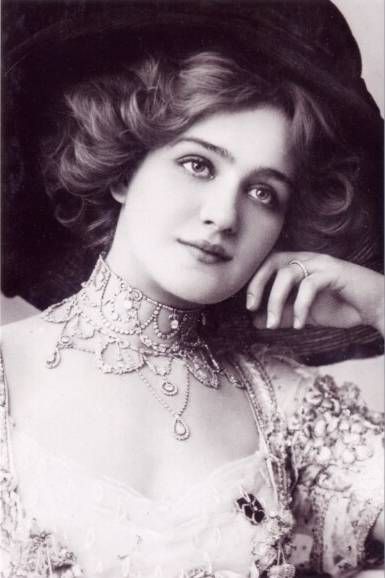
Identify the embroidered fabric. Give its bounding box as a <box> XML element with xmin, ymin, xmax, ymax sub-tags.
<box><xmin>0</xmin><ymin>345</ymin><xmax>383</xmax><ymax>578</ymax></box>
<box><xmin>287</xmin><ymin>372</ymin><xmax>384</xmax><ymax>576</ymax></box>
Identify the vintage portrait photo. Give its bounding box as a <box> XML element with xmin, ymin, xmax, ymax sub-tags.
<box><xmin>1</xmin><ymin>1</ymin><xmax>384</xmax><ymax>577</ymax></box>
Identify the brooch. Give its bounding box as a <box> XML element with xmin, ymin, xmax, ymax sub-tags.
<box><xmin>236</xmin><ymin>493</ymin><xmax>265</xmax><ymax>524</ymax></box>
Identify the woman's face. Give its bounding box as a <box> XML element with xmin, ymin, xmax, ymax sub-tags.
<box><xmin>108</xmin><ymin>106</ymin><xmax>295</xmax><ymax>307</ymax></box>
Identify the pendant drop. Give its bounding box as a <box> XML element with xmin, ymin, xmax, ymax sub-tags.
<box><xmin>46</xmin><ymin>348</ymin><xmax>61</xmax><ymax>369</ymax></box>
<box><xmin>161</xmin><ymin>381</ymin><xmax>178</xmax><ymax>396</ymax></box>
<box><xmin>169</xmin><ymin>317</ymin><xmax>179</xmax><ymax>330</ymax></box>
<box><xmin>173</xmin><ymin>417</ymin><xmax>190</xmax><ymax>441</ymax></box>
<box><xmin>267</xmin><ymin>563</ymin><xmax>296</xmax><ymax>578</ymax></box>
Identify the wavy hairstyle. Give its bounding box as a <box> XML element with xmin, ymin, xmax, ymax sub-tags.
<box><xmin>41</xmin><ymin>51</ymin><xmax>366</xmax><ymax>259</ymax></box>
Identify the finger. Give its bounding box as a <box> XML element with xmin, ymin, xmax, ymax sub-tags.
<box><xmin>266</xmin><ymin>265</ymin><xmax>304</xmax><ymax>328</ymax></box>
<box><xmin>246</xmin><ymin>255</ymin><xmax>279</xmax><ymax>310</ymax></box>
<box><xmin>252</xmin><ymin>303</ymin><xmax>295</xmax><ymax>329</ymax></box>
<box><xmin>293</xmin><ymin>273</ymin><xmax>330</xmax><ymax>328</ymax></box>
<box><xmin>246</xmin><ymin>252</ymin><xmax>298</xmax><ymax>310</ymax></box>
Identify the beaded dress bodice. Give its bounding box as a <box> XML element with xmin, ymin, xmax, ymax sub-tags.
<box><xmin>1</xmin><ymin>346</ymin><xmax>384</xmax><ymax>578</ymax></box>
<box><xmin>0</xmin><ymin>344</ymin><xmax>298</xmax><ymax>578</ymax></box>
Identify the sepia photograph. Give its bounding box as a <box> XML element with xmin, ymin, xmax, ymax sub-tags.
<box><xmin>1</xmin><ymin>1</ymin><xmax>384</xmax><ymax>577</ymax></box>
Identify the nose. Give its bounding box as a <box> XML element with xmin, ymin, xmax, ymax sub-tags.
<box><xmin>200</xmin><ymin>184</ymin><xmax>239</xmax><ymax>234</ymax></box>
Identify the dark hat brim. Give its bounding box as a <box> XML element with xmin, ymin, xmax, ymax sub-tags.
<box><xmin>5</xmin><ymin>0</ymin><xmax>382</xmax><ymax>126</ymax></box>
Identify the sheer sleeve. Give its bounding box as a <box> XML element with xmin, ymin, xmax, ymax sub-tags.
<box><xmin>286</xmin><ymin>370</ymin><xmax>384</xmax><ymax>576</ymax></box>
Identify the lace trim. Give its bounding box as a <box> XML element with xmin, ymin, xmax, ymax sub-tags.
<box><xmin>226</xmin><ymin>352</ymin><xmax>296</xmax><ymax>576</ymax></box>
<box><xmin>309</xmin><ymin>489</ymin><xmax>332</xmax><ymax>573</ymax></box>
<box><xmin>0</xmin><ymin>349</ymin><xmax>11</xmax><ymax>470</ymax></box>
<box><xmin>0</xmin><ymin>347</ymin><xmax>19</xmax><ymax>550</ymax></box>
<box><xmin>355</xmin><ymin>495</ymin><xmax>384</xmax><ymax>565</ymax></box>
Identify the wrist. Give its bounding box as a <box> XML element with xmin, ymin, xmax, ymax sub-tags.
<box><xmin>366</xmin><ymin>272</ymin><xmax>384</xmax><ymax>337</ymax></box>
<box><xmin>374</xmin><ymin>305</ymin><xmax>384</xmax><ymax>338</ymax></box>
<box><xmin>372</xmin><ymin>277</ymin><xmax>384</xmax><ymax>337</ymax></box>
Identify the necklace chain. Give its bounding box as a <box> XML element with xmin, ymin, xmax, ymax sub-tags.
<box><xmin>43</xmin><ymin>256</ymin><xmax>226</xmax><ymax>440</ymax></box>
<box><xmin>137</xmin><ymin>366</ymin><xmax>191</xmax><ymax>441</ymax></box>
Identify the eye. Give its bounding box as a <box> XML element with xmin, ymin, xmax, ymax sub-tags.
<box><xmin>247</xmin><ymin>185</ymin><xmax>276</xmax><ymax>207</ymax></box>
<box><xmin>179</xmin><ymin>156</ymin><xmax>214</xmax><ymax>179</ymax></box>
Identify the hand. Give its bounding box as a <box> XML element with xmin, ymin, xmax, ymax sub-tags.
<box><xmin>246</xmin><ymin>252</ymin><xmax>384</xmax><ymax>336</ymax></box>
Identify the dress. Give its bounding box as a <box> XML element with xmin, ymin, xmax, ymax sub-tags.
<box><xmin>0</xmin><ymin>343</ymin><xmax>383</xmax><ymax>578</ymax></box>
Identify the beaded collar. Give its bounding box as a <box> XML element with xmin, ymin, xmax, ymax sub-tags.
<box><xmin>43</xmin><ymin>256</ymin><xmax>225</xmax><ymax>440</ymax></box>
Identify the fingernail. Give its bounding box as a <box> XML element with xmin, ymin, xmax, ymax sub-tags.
<box><xmin>267</xmin><ymin>312</ymin><xmax>276</xmax><ymax>328</ymax></box>
<box><xmin>293</xmin><ymin>317</ymin><xmax>302</xmax><ymax>329</ymax></box>
<box><xmin>246</xmin><ymin>293</ymin><xmax>255</xmax><ymax>310</ymax></box>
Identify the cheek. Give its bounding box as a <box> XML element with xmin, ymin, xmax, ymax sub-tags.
<box><xmin>123</xmin><ymin>195</ymin><xmax>189</xmax><ymax>249</ymax></box>
<box><xmin>241</xmin><ymin>211</ymin><xmax>285</xmax><ymax>258</ymax></box>
<box><xmin>124</xmin><ymin>171</ymin><xmax>196</xmax><ymax>234</ymax></box>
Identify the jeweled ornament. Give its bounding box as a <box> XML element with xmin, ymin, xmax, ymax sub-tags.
<box><xmin>44</xmin><ymin>256</ymin><xmax>222</xmax><ymax>441</ymax></box>
<box><xmin>161</xmin><ymin>381</ymin><xmax>178</xmax><ymax>396</ymax></box>
<box><xmin>236</xmin><ymin>493</ymin><xmax>266</xmax><ymax>524</ymax></box>
<box><xmin>173</xmin><ymin>417</ymin><xmax>190</xmax><ymax>441</ymax></box>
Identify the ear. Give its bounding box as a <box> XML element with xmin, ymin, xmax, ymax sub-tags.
<box><xmin>110</xmin><ymin>181</ymin><xmax>128</xmax><ymax>204</ymax></box>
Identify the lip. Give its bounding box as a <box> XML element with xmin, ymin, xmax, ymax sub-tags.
<box><xmin>178</xmin><ymin>239</ymin><xmax>233</xmax><ymax>262</ymax></box>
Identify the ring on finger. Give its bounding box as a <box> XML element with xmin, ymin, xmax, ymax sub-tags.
<box><xmin>289</xmin><ymin>259</ymin><xmax>309</xmax><ymax>280</ymax></box>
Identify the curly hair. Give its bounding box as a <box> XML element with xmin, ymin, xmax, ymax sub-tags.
<box><xmin>41</xmin><ymin>50</ymin><xmax>368</xmax><ymax>259</ymax></box>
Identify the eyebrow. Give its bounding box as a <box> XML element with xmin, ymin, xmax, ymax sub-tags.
<box><xmin>172</xmin><ymin>136</ymin><xmax>294</xmax><ymax>191</ymax></box>
<box><xmin>172</xmin><ymin>137</ymin><xmax>235</xmax><ymax>161</ymax></box>
<box><xmin>249</xmin><ymin>168</ymin><xmax>295</xmax><ymax>193</ymax></box>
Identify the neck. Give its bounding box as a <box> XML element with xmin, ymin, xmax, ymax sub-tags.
<box><xmin>106</xmin><ymin>243</ymin><xmax>198</xmax><ymax>309</ymax></box>
<box><xmin>82</xmin><ymin>256</ymin><xmax>205</xmax><ymax>351</ymax></box>
<box><xmin>44</xmin><ymin>254</ymin><xmax>225</xmax><ymax>439</ymax></box>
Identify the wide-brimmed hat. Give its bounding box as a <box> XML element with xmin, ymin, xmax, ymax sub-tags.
<box><xmin>3</xmin><ymin>0</ymin><xmax>383</xmax><ymax>364</ymax></box>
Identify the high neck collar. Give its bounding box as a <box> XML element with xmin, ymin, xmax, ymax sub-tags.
<box><xmin>80</xmin><ymin>255</ymin><xmax>205</xmax><ymax>351</ymax></box>
<box><xmin>43</xmin><ymin>254</ymin><xmax>225</xmax><ymax>438</ymax></box>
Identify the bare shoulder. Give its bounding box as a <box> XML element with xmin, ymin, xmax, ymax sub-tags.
<box><xmin>1</xmin><ymin>312</ymin><xmax>63</xmax><ymax>418</ymax></box>
<box><xmin>2</xmin><ymin>312</ymin><xmax>60</xmax><ymax>371</ymax></box>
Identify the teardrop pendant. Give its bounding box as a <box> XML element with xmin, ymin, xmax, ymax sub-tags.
<box><xmin>161</xmin><ymin>381</ymin><xmax>178</xmax><ymax>396</ymax></box>
<box><xmin>46</xmin><ymin>348</ymin><xmax>61</xmax><ymax>369</ymax></box>
<box><xmin>173</xmin><ymin>417</ymin><xmax>190</xmax><ymax>441</ymax></box>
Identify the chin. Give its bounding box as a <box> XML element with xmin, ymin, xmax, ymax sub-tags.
<box><xmin>162</xmin><ymin>275</ymin><xmax>241</xmax><ymax>308</ymax></box>
<box><xmin>151</xmin><ymin>258</ymin><xmax>248</xmax><ymax>307</ymax></box>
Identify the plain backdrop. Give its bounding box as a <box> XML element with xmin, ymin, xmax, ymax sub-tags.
<box><xmin>334</xmin><ymin>0</ymin><xmax>384</xmax><ymax>115</ymax></box>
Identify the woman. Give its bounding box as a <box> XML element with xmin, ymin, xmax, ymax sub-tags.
<box><xmin>1</xmin><ymin>1</ymin><xmax>384</xmax><ymax>577</ymax></box>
